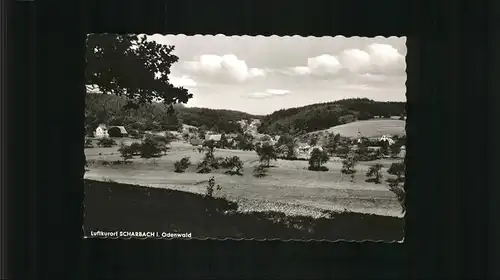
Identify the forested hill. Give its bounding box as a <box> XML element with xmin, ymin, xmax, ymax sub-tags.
<box><xmin>85</xmin><ymin>93</ymin><xmax>262</xmax><ymax>136</ymax></box>
<box><xmin>257</xmin><ymin>98</ymin><xmax>406</xmax><ymax>135</ymax></box>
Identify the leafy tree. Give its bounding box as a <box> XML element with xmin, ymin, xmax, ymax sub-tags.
<box><xmin>118</xmin><ymin>143</ymin><xmax>134</xmax><ymax>162</ymax></box>
<box><xmin>341</xmin><ymin>156</ymin><xmax>358</xmax><ymax>182</ymax></box>
<box><xmin>390</xmin><ymin>144</ymin><xmax>402</xmax><ymax>158</ymax></box>
<box><xmin>97</xmin><ymin>137</ymin><xmax>116</xmax><ymax>147</ymax></box>
<box><xmin>336</xmin><ymin>144</ymin><xmax>351</xmax><ymax>158</ymax></box>
<box><xmin>323</xmin><ymin>133</ymin><xmax>339</xmax><ymax>155</ymax></box>
<box><xmin>129</xmin><ymin>142</ymin><xmax>142</xmax><ymax>155</ymax></box>
<box><xmin>162</xmin><ymin>104</ymin><xmax>183</xmax><ymax>131</ymax></box>
<box><xmin>366</xmin><ymin>163</ymin><xmax>384</xmax><ymax>184</ymax></box>
<box><xmin>356</xmin><ymin>142</ymin><xmax>369</xmax><ymax>158</ymax></box>
<box><xmin>236</xmin><ymin>133</ymin><xmax>254</xmax><ymax>151</ymax></box>
<box><xmin>388</xmin><ymin>180</ymin><xmax>406</xmax><ymax>214</ymax></box>
<box><xmin>86</xmin><ymin>34</ymin><xmax>192</xmax><ymax>109</ymax></box>
<box><xmin>308</xmin><ymin>148</ymin><xmax>330</xmax><ymax>171</ymax></box>
<box><xmin>220</xmin><ymin>156</ymin><xmax>244</xmax><ymax>175</ymax></box>
<box><xmin>379</xmin><ymin>140</ymin><xmax>390</xmax><ymax>155</ymax></box>
<box><xmin>197</xmin><ymin>140</ymin><xmax>220</xmax><ymax>173</ymax></box>
<box><xmin>256</xmin><ymin>142</ymin><xmax>277</xmax><ymax>167</ymax></box>
<box><xmin>139</xmin><ymin>136</ymin><xmax>163</xmax><ymax>159</ymax></box>
<box><xmin>253</xmin><ymin>164</ymin><xmax>268</xmax><ymax>178</ymax></box>
<box><xmin>219</xmin><ymin>133</ymin><xmax>229</xmax><ymax>149</ymax></box>
<box><xmin>309</xmin><ymin>134</ymin><xmax>319</xmax><ymax>146</ymax></box>
<box><xmin>388</xmin><ymin>161</ymin><xmax>406</xmax><ymax>182</ymax></box>
<box><xmin>205</xmin><ymin>176</ymin><xmax>222</xmax><ymax>198</ymax></box>
<box><xmin>84</xmin><ymin>138</ymin><xmax>94</xmax><ymax>148</ymax></box>
<box><xmin>275</xmin><ymin>133</ymin><xmax>297</xmax><ymax>158</ymax></box>
<box><xmin>174</xmin><ymin>157</ymin><xmax>191</xmax><ymax>173</ymax></box>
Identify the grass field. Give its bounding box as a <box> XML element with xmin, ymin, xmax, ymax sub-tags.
<box><xmin>312</xmin><ymin>119</ymin><xmax>406</xmax><ymax>138</ymax></box>
<box><xmin>84</xmin><ymin>179</ymin><xmax>404</xmax><ymax>240</ymax></box>
<box><xmin>85</xmin><ymin>140</ymin><xmax>404</xmax><ymax>218</ymax></box>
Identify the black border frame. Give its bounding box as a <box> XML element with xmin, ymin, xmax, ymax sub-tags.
<box><xmin>6</xmin><ymin>0</ymin><xmax>498</xmax><ymax>278</ymax></box>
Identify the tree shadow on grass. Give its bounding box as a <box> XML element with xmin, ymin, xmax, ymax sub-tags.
<box><xmin>84</xmin><ymin>179</ymin><xmax>405</xmax><ymax>241</ymax></box>
<box><xmin>365</xmin><ymin>178</ymin><xmax>382</xmax><ymax>184</ymax></box>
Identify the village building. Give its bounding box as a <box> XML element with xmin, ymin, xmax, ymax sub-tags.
<box><xmin>379</xmin><ymin>134</ymin><xmax>395</xmax><ymax>145</ymax></box>
<box><xmin>207</xmin><ymin>134</ymin><xmax>221</xmax><ymax>141</ymax></box>
<box><xmin>94</xmin><ymin>124</ymin><xmax>109</xmax><ymax>138</ymax></box>
<box><xmin>107</xmin><ymin>126</ymin><xmax>128</xmax><ymax>137</ymax></box>
<box><xmin>189</xmin><ymin>138</ymin><xmax>203</xmax><ymax>146</ymax></box>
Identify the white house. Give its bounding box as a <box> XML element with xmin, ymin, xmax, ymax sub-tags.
<box><xmin>379</xmin><ymin>135</ymin><xmax>395</xmax><ymax>145</ymax></box>
<box><xmin>207</xmin><ymin>134</ymin><xmax>222</xmax><ymax>141</ymax></box>
<box><xmin>94</xmin><ymin>124</ymin><xmax>109</xmax><ymax>138</ymax></box>
<box><xmin>398</xmin><ymin>145</ymin><xmax>406</xmax><ymax>158</ymax></box>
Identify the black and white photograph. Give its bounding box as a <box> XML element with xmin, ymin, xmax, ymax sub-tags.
<box><xmin>83</xmin><ymin>34</ymin><xmax>407</xmax><ymax>241</ymax></box>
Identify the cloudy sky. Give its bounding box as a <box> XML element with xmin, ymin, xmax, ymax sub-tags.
<box><xmin>146</xmin><ymin>35</ymin><xmax>406</xmax><ymax>115</ymax></box>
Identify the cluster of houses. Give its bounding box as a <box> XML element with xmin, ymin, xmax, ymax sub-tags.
<box><xmin>92</xmin><ymin>121</ymin><xmax>406</xmax><ymax>159</ymax></box>
<box><xmin>94</xmin><ymin>124</ymin><xmax>128</xmax><ymax>138</ymax></box>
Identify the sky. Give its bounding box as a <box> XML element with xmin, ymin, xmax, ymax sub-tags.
<box><xmin>145</xmin><ymin>35</ymin><xmax>407</xmax><ymax>115</ymax></box>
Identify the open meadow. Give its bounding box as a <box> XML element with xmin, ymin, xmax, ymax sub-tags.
<box><xmin>85</xmin><ymin>140</ymin><xmax>403</xmax><ymax>218</ymax></box>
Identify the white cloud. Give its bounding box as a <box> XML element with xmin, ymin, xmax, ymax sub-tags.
<box><xmin>183</xmin><ymin>54</ymin><xmax>265</xmax><ymax>83</ymax></box>
<box><xmin>286</xmin><ymin>43</ymin><xmax>405</xmax><ymax>78</ymax></box>
<box><xmin>168</xmin><ymin>75</ymin><xmax>198</xmax><ymax>88</ymax></box>
<box><xmin>247</xmin><ymin>88</ymin><xmax>291</xmax><ymax>99</ymax></box>
<box><xmin>266</xmin><ymin>89</ymin><xmax>290</xmax><ymax>95</ymax></box>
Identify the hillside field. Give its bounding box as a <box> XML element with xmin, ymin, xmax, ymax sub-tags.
<box><xmin>313</xmin><ymin>119</ymin><xmax>406</xmax><ymax>138</ymax></box>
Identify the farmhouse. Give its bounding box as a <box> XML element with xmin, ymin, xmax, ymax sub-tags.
<box><xmin>190</xmin><ymin>138</ymin><xmax>203</xmax><ymax>146</ymax></box>
<box><xmin>398</xmin><ymin>145</ymin><xmax>406</xmax><ymax>158</ymax></box>
<box><xmin>379</xmin><ymin>135</ymin><xmax>395</xmax><ymax>145</ymax></box>
<box><xmin>207</xmin><ymin>134</ymin><xmax>222</xmax><ymax>141</ymax></box>
<box><xmin>94</xmin><ymin>124</ymin><xmax>109</xmax><ymax>138</ymax></box>
<box><xmin>108</xmin><ymin>126</ymin><xmax>128</xmax><ymax>137</ymax></box>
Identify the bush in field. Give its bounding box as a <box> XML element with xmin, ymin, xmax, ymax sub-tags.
<box><xmin>388</xmin><ymin>180</ymin><xmax>406</xmax><ymax>214</ymax></box>
<box><xmin>129</xmin><ymin>142</ymin><xmax>142</xmax><ymax>156</ymax></box>
<box><xmin>97</xmin><ymin>137</ymin><xmax>116</xmax><ymax>147</ymax></box>
<box><xmin>336</xmin><ymin>145</ymin><xmax>351</xmax><ymax>158</ymax></box>
<box><xmin>174</xmin><ymin>157</ymin><xmax>191</xmax><ymax>173</ymax></box>
<box><xmin>205</xmin><ymin>176</ymin><xmax>222</xmax><ymax>198</ymax></box>
<box><xmin>256</xmin><ymin>142</ymin><xmax>277</xmax><ymax>168</ymax></box>
<box><xmin>341</xmin><ymin>156</ymin><xmax>358</xmax><ymax>182</ymax></box>
<box><xmin>220</xmin><ymin>156</ymin><xmax>244</xmax><ymax>175</ymax></box>
<box><xmin>139</xmin><ymin>136</ymin><xmax>164</xmax><ymax>159</ymax></box>
<box><xmin>308</xmin><ymin>148</ymin><xmax>330</xmax><ymax>171</ymax></box>
<box><xmin>379</xmin><ymin>140</ymin><xmax>390</xmax><ymax>155</ymax></box>
<box><xmin>84</xmin><ymin>138</ymin><xmax>94</xmax><ymax>148</ymax></box>
<box><xmin>275</xmin><ymin>133</ymin><xmax>298</xmax><ymax>159</ymax></box>
<box><xmin>253</xmin><ymin>164</ymin><xmax>268</xmax><ymax>178</ymax></box>
<box><xmin>388</xmin><ymin>161</ymin><xmax>406</xmax><ymax>182</ymax></box>
<box><xmin>236</xmin><ymin>133</ymin><xmax>254</xmax><ymax>151</ymax></box>
<box><xmin>390</xmin><ymin>144</ymin><xmax>402</xmax><ymax>158</ymax></box>
<box><xmin>366</xmin><ymin>163</ymin><xmax>384</xmax><ymax>184</ymax></box>
<box><xmin>356</xmin><ymin>142</ymin><xmax>369</xmax><ymax>158</ymax></box>
<box><xmin>197</xmin><ymin>140</ymin><xmax>220</xmax><ymax>173</ymax></box>
<box><xmin>118</xmin><ymin>143</ymin><xmax>134</xmax><ymax>162</ymax></box>
<box><xmin>324</xmin><ymin>133</ymin><xmax>340</xmax><ymax>156</ymax></box>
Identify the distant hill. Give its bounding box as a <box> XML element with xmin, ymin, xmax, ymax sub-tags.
<box><xmin>85</xmin><ymin>93</ymin><xmax>262</xmax><ymax>136</ymax></box>
<box><xmin>85</xmin><ymin>94</ymin><xmax>406</xmax><ymax>139</ymax></box>
<box><xmin>257</xmin><ymin>98</ymin><xmax>406</xmax><ymax>135</ymax></box>
<box><xmin>313</xmin><ymin>119</ymin><xmax>406</xmax><ymax>138</ymax></box>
